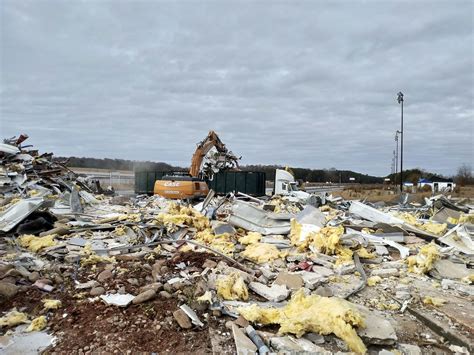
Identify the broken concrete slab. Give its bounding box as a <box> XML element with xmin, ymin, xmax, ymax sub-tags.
<box><xmin>398</xmin><ymin>343</ymin><xmax>422</xmax><ymax>355</ymax></box>
<box><xmin>273</xmin><ymin>271</ymin><xmax>304</xmax><ymax>290</ymax></box>
<box><xmin>375</xmin><ymin>245</ymin><xmax>389</xmax><ymax>256</ymax></box>
<box><xmin>248</xmin><ymin>282</ymin><xmax>289</xmax><ymax>302</ymax></box>
<box><xmin>441</xmin><ymin>279</ymin><xmax>474</xmax><ymax>296</ymax></box>
<box><xmin>0</xmin><ymin>326</ymin><xmax>55</xmax><ymax>354</ymax></box>
<box><xmin>267</xmin><ymin>335</ymin><xmax>330</xmax><ymax>353</ymax></box>
<box><xmin>231</xmin><ymin>323</ymin><xmax>257</xmax><ymax>355</ymax></box>
<box><xmin>355</xmin><ymin>306</ymin><xmax>397</xmax><ymax>345</ymax></box>
<box><xmin>430</xmin><ymin>259</ymin><xmax>471</xmax><ymax>280</ymax></box>
<box><xmin>298</xmin><ymin>270</ymin><xmax>331</xmax><ymax>289</ymax></box>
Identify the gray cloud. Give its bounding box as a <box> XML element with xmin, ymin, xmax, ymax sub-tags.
<box><xmin>1</xmin><ymin>0</ymin><xmax>473</xmax><ymax>176</ymax></box>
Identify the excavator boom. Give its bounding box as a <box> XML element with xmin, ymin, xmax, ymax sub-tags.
<box><xmin>189</xmin><ymin>130</ymin><xmax>239</xmax><ymax>178</ymax></box>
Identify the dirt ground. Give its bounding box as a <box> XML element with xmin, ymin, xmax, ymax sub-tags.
<box><xmin>0</xmin><ymin>252</ymin><xmax>234</xmax><ymax>354</ymax></box>
<box><xmin>1</xmin><ymin>247</ymin><xmax>472</xmax><ymax>354</ymax></box>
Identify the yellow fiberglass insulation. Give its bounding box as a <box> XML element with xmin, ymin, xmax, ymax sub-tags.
<box><xmin>18</xmin><ymin>234</ymin><xmax>57</xmax><ymax>253</ymax></box>
<box><xmin>357</xmin><ymin>247</ymin><xmax>375</xmax><ymax>259</ymax></box>
<box><xmin>238</xmin><ymin>289</ymin><xmax>366</xmax><ymax>354</ymax></box>
<box><xmin>42</xmin><ymin>299</ymin><xmax>62</xmax><ymax>310</ymax></box>
<box><xmin>420</xmin><ymin>222</ymin><xmax>447</xmax><ymax>236</ymax></box>
<box><xmin>0</xmin><ymin>310</ymin><xmax>29</xmax><ymax>328</ymax></box>
<box><xmin>241</xmin><ymin>243</ymin><xmax>282</xmax><ymax>264</ymax></box>
<box><xmin>311</xmin><ymin>225</ymin><xmax>345</xmax><ymax>255</ymax></box>
<box><xmin>114</xmin><ymin>226</ymin><xmax>127</xmax><ymax>236</ymax></box>
<box><xmin>80</xmin><ymin>244</ymin><xmax>116</xmax><ymax>266</ymax></box>
<box><xmin>459</xmin><ymin>214</ymin><xmax>474</xmax><ymax>224</ymax></box>
<box><xmin>289</xmin><ymin>219</ymin><xmax>320</xmax><ymax>250</ymax></box>
<box><xmin>310</xmin><ymin>225</ymin><xmax>354</xmax><ymax>265</ymax></box>
<box><xmin>239</xmin><ymin>232</ymin><xmax>261</xmax><ymax>245</ymax></box>
<box><xmin>461</xmin><ymin>274</ymin><xmax>474</xmax><ymax>284</ymax></box>
<box><xmin>396</xmin><ymin>212</ymin><xmax>419</xmax><ymax>226</ymax></box>
<box><xmin>156</xmin><ymin>203</ymin><xmax>209</xmax><ymax>231</ymax></box>
<box><xmin>25</xmin><ymin>316</ymin><xmax>47</xmax><ymax>332</ymax></box>
<box><xmin>194</xmin><ymin>229</ymin><xmax>235</xmax><ymax>256</ymax></box>
<box><xmin>406</xmin><ymin>242</ymin><xmax>440</xmax><ymax>274</ymax></box>
<box><xmin>367</xmin><ymin>276</ymin><xmax>382</xmax><ymax>286</ymax></box>
<box><xmin>397</xmin><ymin>212</ymin><xmax>447</xmax><ymax>236</ymax></box>
<box><xmin>423</xmin><ymin>296</ymin><xmax>446</xmax><ymax>307</ymax></box>
<box><xmin>289</xmin><ymin>219</ymin><xmax>304</xmax><ymax>247</ymax></box>
<box><xmin>216</xmin><ymin>272</ymin><xmax>248</xmax><ymax>301</ymax></box>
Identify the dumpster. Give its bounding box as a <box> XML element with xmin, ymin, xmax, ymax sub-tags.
<box><xmin>135</xmin><ymin>170</ymin><xmax>266</xmax><ymax>196</ymax></box>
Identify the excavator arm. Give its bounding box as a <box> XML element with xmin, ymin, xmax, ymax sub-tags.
<box><xmin>189</xmin><ymin>130</ymin><xmax>239</xmax><ymax>178</ymax></box>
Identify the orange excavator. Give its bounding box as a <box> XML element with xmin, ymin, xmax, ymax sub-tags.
<box><xmin>154</xmin><ymin>131</ymin><xmax>240</xmax><ymax>199</ymax></box>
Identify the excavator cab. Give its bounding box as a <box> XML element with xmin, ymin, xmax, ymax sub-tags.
<box><xmin>153</xmin><ymin>175</ymin><xmax>209</xmax><ymax>200</ymax></box>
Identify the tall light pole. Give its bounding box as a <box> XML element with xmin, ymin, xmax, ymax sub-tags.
<box><xmin>395</xmin><ymin>130</ymin><xmax>401</xmax><ymax>186</ymax></box>
<box><xmin>397</xmin><ymin>92</ymin><xmax>404</xmax><ymax>192</ymax></box>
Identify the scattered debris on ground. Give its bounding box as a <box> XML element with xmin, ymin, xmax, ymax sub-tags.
<box><xmin>1</xmin><ymin>134</ymin><xmax>473</xmax><ymax>354</ymax></box>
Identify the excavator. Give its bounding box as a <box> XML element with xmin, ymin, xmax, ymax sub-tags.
<box><xmin>153</xmin><ymin>131</ymin><xmax>240</xmax><ymax>199</ymax></box>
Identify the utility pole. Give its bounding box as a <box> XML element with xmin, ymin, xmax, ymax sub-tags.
<box><xmin>397</xmin><ymin>92</ymin><xmax>404</xmax><ymax>192</ymax></box>
<box><xmin>391</xmin><ymin>151</ymin><xmax>395</xmax><ymax>175</ymax></box>
<box><xmin>395</xmin><ymin>130</ymin><xmax>401</xmax><ymax>187</ymax></box>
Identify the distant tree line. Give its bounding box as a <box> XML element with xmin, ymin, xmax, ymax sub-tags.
<box><xmin>385</xmin><ymin>167</ymin><xmax>474</xmax><ymax>186</ymax></box>
<box><xmin>54</xmin><ymin>156</ymin><xmax>179</xmax><ymax>172</ymax></box>
<box><xmin>386</xmin><ymin>168</ymin><xmax>450</xmax><ymax>185</ymax></box>
<box><xmin>454</xmin><ymin>164</ymin><xmax>473</xmax><ymax>186</ymax></box>
<box><xmin>57</xmin><ymin>156</ymin><xmax>471</xmax><ymax>185</ymax></box>
<box><xmin>241</xmin><ymin>165</ymin><xmax>384</xmax><ymax>183</ymax></box>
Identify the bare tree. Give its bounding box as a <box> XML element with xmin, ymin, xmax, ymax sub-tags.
<box><xmin>455</xmin><ymin>164</ymin><xmax>473</xmax><ymax>186</ymax></box>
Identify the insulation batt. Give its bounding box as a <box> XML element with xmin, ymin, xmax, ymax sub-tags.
<box><xmin>216</xmin><ymin>272</ymin><xmax>249</xmax><ymax>301</ymax></box>
<box><xmin>238</xmin><ymin>289</ymin><xmax>367</xmax><ymax>354</ymax></box>
<box><xmin>18</xmin><ymin>234</ymin><xmax>57</xmax><ymax>252</ymax></box>
<box><xmin>241</xmin><ymin>243</ymin><xmax>283</xmax><ymax>264</ymax></box>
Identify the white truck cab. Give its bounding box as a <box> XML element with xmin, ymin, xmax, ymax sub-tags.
<box><xmin>274</xmin><ymin>169</ymin><xmax>317</xmax><ymax>203</ymax></box>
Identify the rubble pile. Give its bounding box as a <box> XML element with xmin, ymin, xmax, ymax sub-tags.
<box><xmin>0</xmin><ymin>137</ymin><xmax>473</xmax><ymax>354</ymax></box>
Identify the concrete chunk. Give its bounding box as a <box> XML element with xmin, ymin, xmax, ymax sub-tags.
<box><xmin>356</xmin><ymin>307</ymin><xmax>397</xmax><ymax>345</ymax></box>
<box><xmin>249</xmin><ymin>282</ymin><xmax>289</xmax><ymax>302</ymax></box>
<box><xmin>299</xmin><ymin>271</ymin><xmax>327</xmax><ymax>290</ymax></box>
<box><xmin>274</xmin><ymin>271</ymin><xmax>304</xmax><ymax>290</ymax></box>
<box><xmin>269</xmin><ymin>335</ymin><xmax>330</xmax><ymax>353</ymax></box>
<box><xmin>398</xmin><ymin>343</ymin><xmax>422</xmax><ymax>355</ymax></box>
<box><xmin>232</xmin><ymin>324</ymin><xmax>257</xmax><ymax>355</ymax></box>
<box><xmin>375</xmin><ymin>245</ymin><xmax>389</xmax><ymax>256</ymax></box>
<box><xmin>430</xmin><ymin>259</ymin><xmax>470</xmax><ymax>280</ymax></box>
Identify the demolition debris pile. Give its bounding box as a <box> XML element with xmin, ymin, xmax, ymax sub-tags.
<box><xmin>0</xmin><ymin>135</ymin><xmax>473</xmax><ymax>354</ymax></box>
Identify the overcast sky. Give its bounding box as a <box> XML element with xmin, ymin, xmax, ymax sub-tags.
<box><xmin>1</xmin><ymin>0</ymin><xmax>472</xmax><ymax>176</ymax></box>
